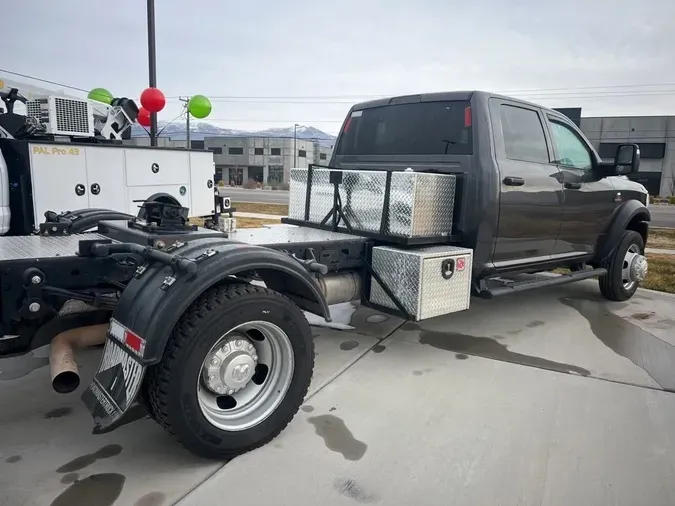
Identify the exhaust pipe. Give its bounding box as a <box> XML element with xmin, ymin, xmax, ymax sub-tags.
<box><xmin>50</xmin><ymin>324</ymin><xmax>108</xmax><ymax>394</ymax></box>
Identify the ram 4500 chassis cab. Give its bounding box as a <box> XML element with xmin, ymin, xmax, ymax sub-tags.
<box><xmin>0</xmin><ymin>91</ymin><xmax>650</xmax><ymax>460</ymax></box>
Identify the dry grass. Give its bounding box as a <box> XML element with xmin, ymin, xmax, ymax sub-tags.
<box><xmin>188</xmin><ymin>216</ymin><xmax>281</xmax><ymax>228</ymax></box>
<box><xmin>237</xmin><ymin>217</ymin><xmax>282</xmax><ymax>228</ymax></box>
<box><xmin>642</xmin><ymin>254</ymin><xmax>675</xmax><ymax>294</ymax></box>
<box><xmin>649</xmin><ymin>228</ymin><xmax>675</xmax><ymax>250</ymax></box>
<box><xmin>551</xmin><ymin>253</ymin><xmax>675</xmax><ymax>294</ymax></box>
<box><xmin>232</xmin><ymin>202</ymin><xmax>289</xmax><ymax>216</ymax></box>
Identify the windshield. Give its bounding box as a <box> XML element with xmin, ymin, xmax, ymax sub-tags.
<box><xmin>335</xmin><ymin>100</ymin><xmax>473</xmax><ymax>156</ymax></box>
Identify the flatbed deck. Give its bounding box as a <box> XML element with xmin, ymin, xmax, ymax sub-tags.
<box><xmin>0</xmin><ymin>225</ymin><xmax>367</xmax><ymax>262</ymax></box>
<box><xmin>228</xmin><ymin>225</ymin><xmax>367</xmax><ymax>248</ymax></box>
<box><xmin>0</xmin><ymin>234</ymin><xmax>109</xmax><ymax>261</ymax></box>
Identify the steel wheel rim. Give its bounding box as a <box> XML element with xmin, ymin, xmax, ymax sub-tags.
<box><xmin>621</xmin><ymin>243</ymin><xmax>642</xmax><ymax>291</ymax></box>
<box><xmin>197</xmin><ymin>320</ymin><xmax>295</xmax><ymax>432</ymax></box>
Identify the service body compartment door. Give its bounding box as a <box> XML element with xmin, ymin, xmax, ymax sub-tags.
<box><xmin>124</xmin><ymin>148</ymin><xmax>189</xmax><ymax>187</ymax></box>
<box><xmin>84</xmin><ymin>146</ymin><xmax>127</xmax><ymax>211</ymax></box>
<box><xmin>189</xmin><ymin>151</ymin><xmax>215</xmax><ymax>217</ymax></box>
<box><xmin>126</xmin><ymin>184</ymin><xmax>190</xmax><ymax>216</ymax></box>
<box><xmin>29</xmin><ymin>143</ymin><xmax>88</xmax><ymax>224</ymax></box>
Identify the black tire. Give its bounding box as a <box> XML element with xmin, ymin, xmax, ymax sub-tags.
<box><xmin>598</xmin><ymin>230</ymin><xmax>645</xmax><ymax>301</ymax></box>
<box><xmin>140</xmin><ymin>283</ymin><xmax>314</xmax><ymax>460</ymax></box>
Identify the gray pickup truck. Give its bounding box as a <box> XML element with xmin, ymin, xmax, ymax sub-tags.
<box><xmin>0</xmin><ymin>90</ymin><xmax>650</xmax><ymax>461</ymax></box>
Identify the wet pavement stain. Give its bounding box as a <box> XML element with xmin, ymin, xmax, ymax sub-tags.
<box><xmin>527</xmin><ymin>320</ymin><xmax>545</xmax><ymax>328</ymax></box>
<box><xmin>93</xmin><ymin>404</ymin><xmax>149</xmax><ymax>435</ymax></box>
<box><xmin>365</xmin><ymin>314</ymin><xmax>389</xmax><ymax>324</ymax></box>
<box><xmin>308</xmin><ymin>415</ymin><xmax>367</xmax><ymax>461</ymax></box>
<box><xmin>56</xmin><ymin>444</ymin><xmax>123</xmax><ymax>473</ymax></box>
<box><xmin>60</xmin><ymin>473</ymin><xmax>79</xmax><ymax>484</ymax></box>
<box><xmin>340</xmin><ymin>340</ymin><xmax>360</xmax><ymax>351</ymax></box>
<box><xmin>5</xmin><ymin>454</ymin><xmax>21</xmax><ymax>463</ymax></box>
<box><xmin>630</xmin><ymin>312</ymin><xmax>655</xmax><ymax>320</ymax></box>
<box><xmin>412</xmin><ymin>368</ymin><xmax>434</xmax><ymax>376</ymax></box>
<box><xmin>45</xmin><ymin>407</ymin><xmax>73</xmax><ymax>419</ymax></box>
<box><xmin>301</xmin><ymin>405</ymin><xmax>315</xmax><ymax>413</ymax></box>
<box><xmin>329</xmin><ymin>406</ymin><xmax>337</xmax><ymax>412</ymax></box>
<box><xmin>455</xmin><ymin>353</ymin><xmax>469</xmax><ymax>360</ymax></box>
<box><xmin>372</xmin><ymin>344</ymin><xmax>386</xmax><ymax>354</ymax></box>
<box><xmin>0</xmin><ymin>353</ymin><xmax>49</xmax><ymax>381</ymax></box>
<box><xmin>561</xmin><ymin>297</ymin><xmax>675</xmax><ymax>391</ymax></box>
<box><xmin>134</xmin><ymin>491</ymin><xmax>166</xmax><ymax>506</ymax></box>
<box><xmin>507</xmin><ymin>329</ymin><xmax>523</xmax><ymax>335</ymax></box>
<box><xmin>50</xmin><ymin>473</ymin><xmax>125</xmax><ymax>506</ymax></box>
<box><xmin>412</xmin><ymin>324</ymin><xmax>590</xmax><ymax>377</ymax></box>
<box><xmin>333</xmin><ymin>477</ymin><xmax>376</xmax><ymax>503</ymax></box>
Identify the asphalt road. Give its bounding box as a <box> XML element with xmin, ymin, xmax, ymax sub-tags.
<box><xmin>222</xmin><ymin>188</ymin><xmax>675</xmax><ymax>228</ymax></box>
<box><xmin>2</xmin><ymin>281</ymin><xmax>675</xmax><ymax>506</ymax></box>
<box><xmin>650</xmin><ymin>205</ymin><xmax>675</xmax><ymax>228</ymax></box>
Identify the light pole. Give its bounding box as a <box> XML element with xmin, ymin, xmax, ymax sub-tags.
<box><xmin>147</xmin><ymin>0</ymin><xmax>158</xmax><ymax>146</ymax></box>
<box><xmin>179</xmin><ymin>97</ymin><xmax>190</xmax><ymax>149</ymax></box>
<box><xmin>294</xmin><ymin>123</ymin><xmax>300</xmax><ymax>168</ymax></box>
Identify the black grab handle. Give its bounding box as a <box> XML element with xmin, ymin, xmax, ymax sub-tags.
<box><xmin>441</xmin><ymin>258</ymin><xmax>455</xmax><ymax>279</ymax></box>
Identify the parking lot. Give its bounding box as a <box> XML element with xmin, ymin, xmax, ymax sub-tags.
<box><xmin>2</xmin><ymin>279</ymin><xmax>675</xmax><ymax>506</ymax></box>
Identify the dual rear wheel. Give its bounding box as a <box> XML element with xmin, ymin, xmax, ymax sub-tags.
<box><xmin>140</xmin><ymin>283</ymin><xmax>314</xmax><ymax>459</ymax></box>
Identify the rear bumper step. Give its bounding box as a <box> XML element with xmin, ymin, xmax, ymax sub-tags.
<box><xmin>479</xmin><ymin>268</ymin><xmax>607</xmax><ymax>299</ymax></box>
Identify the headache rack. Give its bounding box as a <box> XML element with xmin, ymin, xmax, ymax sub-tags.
<box><xmin>282</xmin><ymin>164</ymin><xmax>464</xmax><ymax>246</ymax></box>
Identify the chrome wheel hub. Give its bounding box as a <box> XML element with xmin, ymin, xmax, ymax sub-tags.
<box><xmin>622</xmin><ymin>244</ymin><xmax>648</xmax><ymax>290</ymax></box>
<box><xmin>202</xmin><ymin>336</ymin><xmax>258</xmax><ymax>395</ymax></box>
<box><xmin>197</xmin><ymin>321</ymin><xmax>295</xmax><ymax>432</ymax></box>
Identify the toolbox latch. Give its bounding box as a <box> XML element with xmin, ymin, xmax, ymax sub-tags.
<box><xmin>441</xmin><ymin>258</ymin><xmax>455</xmax><ymax>280</ymax></box>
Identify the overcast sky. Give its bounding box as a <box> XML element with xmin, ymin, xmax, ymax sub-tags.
<box><xmin>4</xmin><ymin>0</ymin><xmax>675</xmax><ymax>134</ymax></box>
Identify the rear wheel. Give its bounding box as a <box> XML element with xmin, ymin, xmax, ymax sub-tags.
<box><xmin>598</xmin><ymin>230</ymin><xmax>648</xmax><ymax>301</ymax></box>
<box><xmin>141</xmin><ymin>283</ymin><xmax>314</xmax><ymax>459</ymax></box>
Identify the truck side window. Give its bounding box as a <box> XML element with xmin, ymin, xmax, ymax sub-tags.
<box><xmin>499</xmin><ymin>105</ymin><xmax>549</xmax><ymax>164</ymax></box>
<box><xmin>548</xmin><ymin>121</ymin><xmax>592</xmax><ymax>170</ymax></box>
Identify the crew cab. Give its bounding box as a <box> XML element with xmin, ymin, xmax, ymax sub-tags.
<box><xmin>328</xmin><ymin>90</ymin><xmax>650</xmax><ymax>301</ymax></box>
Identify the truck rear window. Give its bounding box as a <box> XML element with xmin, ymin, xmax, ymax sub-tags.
<box><xmin>335</xmin><ymin>100</ymin><xmax>473</xmax><ymax>156</ymax></box>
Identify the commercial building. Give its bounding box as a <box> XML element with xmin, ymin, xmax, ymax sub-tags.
<box><xmin>578</xmin><ymin>115</ymin><xmax>675</xmax><ymax>196</ymax></box>
<box><xmin>203</xmin><ymin>137</ymin><xmax>333</xmax><ymax>186</ymax></box>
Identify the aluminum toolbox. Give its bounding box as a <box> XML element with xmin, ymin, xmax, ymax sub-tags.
<box><xmin>369</xmin><ymin>245</ymin><xmax>473</xmax><ymax>321</ymax></box>
<box><xmin>288</xmin><ymin>167</ymin><xmax>456</xmax><ymax>238</ymax></box>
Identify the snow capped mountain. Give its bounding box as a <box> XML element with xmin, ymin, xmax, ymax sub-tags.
<box><xmin>131</xmin><ymin>122</ymin><xmax>336</xmax><ymax>147</ymax></box>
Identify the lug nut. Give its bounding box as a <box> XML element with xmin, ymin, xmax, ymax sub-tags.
<box><xmin>31</xmin><ymin>275</ymin><xmax>42</xmax><ymax>285</ymax></box>
<box><xmin>211</xmin><ymin>358</ymin><xmax>219</xmax><ymax>366</ymax></box>
<box><xmin>227</xmin><ymin>389</ymin><xmax>234</xmax><ymax>395</ymax></box>
<box><xmin>29</xmin><ymin>302</ymin><xmax>41</xmax><ymax>313</ymax></box>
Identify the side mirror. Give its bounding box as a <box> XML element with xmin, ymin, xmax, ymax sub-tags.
<box><xmin>614</xmin><ymin>144</ymin><xmax>640</xmax><ymax>175</ymax></box>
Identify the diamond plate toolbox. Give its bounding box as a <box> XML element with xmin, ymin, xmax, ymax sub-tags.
<box><xmin>369</xmin><ymin>245</ymin><xmax>473</xmax><ymax>321</ymax></box>
<box><xmin>288</xmin><ymin>168</ymin><xmax>456</xmax><ymax>238</ymax></box>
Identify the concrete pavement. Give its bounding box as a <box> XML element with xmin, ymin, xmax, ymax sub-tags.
<box><xmin>2</xmin><ymin>281</ymin><xmax>675</xmax><ymax>505</ymax></box>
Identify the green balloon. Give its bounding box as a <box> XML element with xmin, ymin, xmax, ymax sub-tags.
<box><xmin>88</xmin><ymin>88</ymin><xmax>113</xmax><ymax>105</ymax></box>
<box><xmin>188</xmin><ymin>95</ymin><xmax>212</xmax><ymax>119</ymax></box>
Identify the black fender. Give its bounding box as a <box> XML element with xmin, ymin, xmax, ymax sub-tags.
<box><xmin>594</xmin><ymin>200</ymin><xmax>650</xmax><ymax>263</ymax></box>
<box><xmin>112</xmin><ymin>237</ymin><xmax>330</xmax><ymax>365</ymax></box>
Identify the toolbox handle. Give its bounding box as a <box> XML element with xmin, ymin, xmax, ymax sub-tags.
<box><xmin>441</xmin><ymin>258</ymin><xmax>455</xmax><ymax>280</ymax></box>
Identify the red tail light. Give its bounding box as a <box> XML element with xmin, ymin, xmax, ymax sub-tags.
<box><xmin>464</xmin><ymin>106</ymin><xmax>472</xmax><ymax>128</ymax></box>
<box><xmin>343</xmin><ymin>116</ymin><xmax>352</xmax><ymax>133</ymax></box>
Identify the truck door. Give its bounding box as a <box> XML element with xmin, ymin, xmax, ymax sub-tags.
<box><xmin>490</xmin><ymin>99</ymin><xmax>564</xmax><ymax>266</ymax></box>
<box><xmin>544</xmin><ymin>114</ymin><xmax>615</xmax><ymax>257</ymax></box>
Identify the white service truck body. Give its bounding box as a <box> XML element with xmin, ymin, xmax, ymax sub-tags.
<box><xmin>0</xmin><ymin>140</ymin><xmax>216</xmax><ymax>235</ymax></box>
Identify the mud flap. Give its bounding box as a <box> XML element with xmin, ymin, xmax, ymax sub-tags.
<box><xmin>81</xmin><ymin>337</ymin><xmax>146</xmax><ymax>430</ymax></box>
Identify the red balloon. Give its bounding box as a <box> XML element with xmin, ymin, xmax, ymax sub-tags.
<box><xmin>140</xmin><ymin>87</ymin><xmax>166</xmax><ymax>113</ymax></box>
<box><xmin>137</xmin><ymin>107</ymin><xmax>151</xmax><ymax>127</ymax></box>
